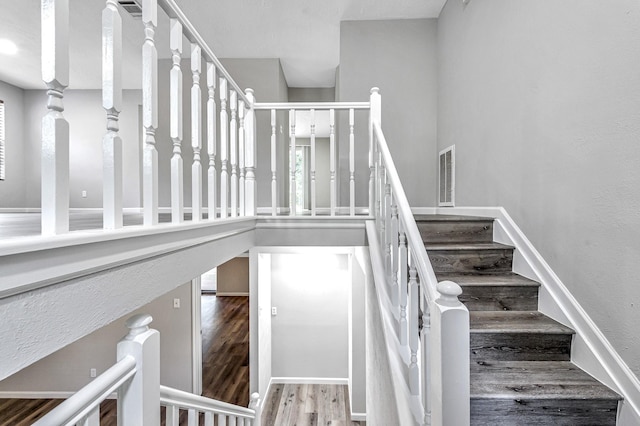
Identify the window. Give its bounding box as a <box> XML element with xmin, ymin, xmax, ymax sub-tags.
<box><xmin>0</xmin><ymin>100</ymin><xmax>4</xmax><ymax>181</ymax></box>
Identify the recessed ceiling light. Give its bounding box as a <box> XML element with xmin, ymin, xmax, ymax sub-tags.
<box><xmin>0</xmin><ymin>39</ymin><xmax>18</xmax><ymax>55</ymax></box>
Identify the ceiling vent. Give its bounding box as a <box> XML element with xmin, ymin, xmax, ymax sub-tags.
<box><xmin>117</xmin><ymin>0</ymin><xmax>142</xmax><ymax>18</ymax></box>
<box><xmin>439</xmin><ymin>145</ymin><xmax>455</xmax><ymax>207</ymax></box>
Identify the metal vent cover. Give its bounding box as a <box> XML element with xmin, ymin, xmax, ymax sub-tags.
<box><xmin>439</xmin><ymin>145</ymin><xmax>455</xmax><ymax>207</ymax></box>
<box><xmin>117</xmin><ymin>0</ymin><xmax>142</xmax><ymax>18</ymax></box>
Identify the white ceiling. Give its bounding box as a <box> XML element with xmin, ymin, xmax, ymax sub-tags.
<box><xmin>0</xmin><ymin>0</ymin><xmax>446</xmax><ymax>90</ymax></box>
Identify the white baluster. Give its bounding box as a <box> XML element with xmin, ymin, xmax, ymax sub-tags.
<box><xmin>117</xmin><ymin>314</ymin><xmax>160</xmax><ymax>425</ymax></box>
<box><xmin>141</xmin><ymin>0</ymin><xmax>158</xmax><ymax>226</ymax></box>
<box><xmin>329</xmin><ymin>108</ymin><xmax>336</xmax><ymax>216</ymax></box>
<box><xmin>244</xmin><ymin>89</ymin><xmax>257</xmax><ymax>216</ymax></box>
<box><xmin>408</xmin><ymin>261</ymin><xmax>420</xmax><ymax>395</ymax></box>
<box><xmin>270</xmin><ymin>109</ymin><xmax>277</xmax><ymax>216</ymax></box>
<box><xmin>41</xmin><ymin>0</ymin><xmax>69</xmax><ymax>235</ymax></box>
<box><xmin>229</xmin><ymin>416</ymin><xmax>237</xmax><ymax>426</ymax></box>
<box><xmin>310</xmin><ymin>109</ymin><xmax>316</xmax><ymax>216</ymax></box>
<box><xmin>349</xmin><ymin>108</ymin><xmax>355</xmax><ymax>216</ymax></box>
<box><xmin>238</xmin><ymin>418</ymin><xmax>245</xmax><ymax>426</ymax></box>
<box><xmin>188</xmin><ymin>408</ymin><xmax>197</xmax><ymax>426</ymax></box>
<box><xmin>421</xmin><ymin>295</ymin><xmax>432</xmax><ymax>425</ymax></box>
<box><xmin>81</xmin><ymin>407</ymin><xmax>99</xmax><ymax>426</ymax></box>
<box><xmin>398</xmin><ymin>231</ymin><xmax>408</xmax><ymax>346</ymax></box>
<box><xmin>384</xmin><ymin>183</ymin><xmax>392</xmax><ymax>287</ymax></box>
<box><xmin>432</xmin><ymin>281</ymin><xmax>470</xmax><ymax>425</ymax></box>
<box><xmin>219</xmin><ymin>78</ymin><xmax>228</xmax><ymax>218</ymax></box>
<box><xmin>369</xmin><ymin>88</ymin><xmax>380</xmax><ymax>216</ymax></box>
<box><xmin>217</xmin><ymin>413</ymin><xmax>227</xmax><ymax>426</ymax></box>
<box><xmin>230</xmin><ymin>90</ymin><xmax>238</xmax><ymax>218</ymax></box>
<box><xmin>191</xmin><ymin>43</ymin><xmax>202</xmax><ymax>222</ymax></box>
<box><xmin>169</xmin><ymin>18</ymin><xmax>183</xmax><ymax>224</ymax></box>
<box><xmin>289</xmin><ymin>109</ymin><xmax>296</xmax><ymax>216</ymax></box>
<box><xmin>391</xmin><ymin>202</ymin><xmax>399</xmax><ymax>307</ymax></box>
<box><xmin>166</xmin><ymin>405</ymin><xmax>179</xmax><ymax>426</ymax></box>
<box><xmin>102</xmin><ymin>0</ymin><xmax>123</xmax><ymax>230</ymax></box>
<box><xmin>206</xmin><ymin>63</ymin><xmax>217</xmax><ymax>220</ymax></box>
<box><xmin>239</xmin><ymin>99</ymin><xmax>245</xmax><ymax>216</ymax></box>
<box><xmin>204</xmin><ymin>411</ymin><xmax>214</xmax><ymax>426</ymax></box>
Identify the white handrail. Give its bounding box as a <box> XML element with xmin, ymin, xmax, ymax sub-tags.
<box><xmin>372</xmin><ymin>121</ymin><xmax>439</xmax><ymax>304</ymax></box>
<box><xmin>157</xmin><ymin>0</ymin><xmax>249</xmax><ymax>105</ymax></box>
<box><xmin>33</xmin><ymin>356</ymin><xmax>136</xmax><ymax>426</ymax></box>
<box><xmin>160</xmin><ymin>385</ymin><xmax>257</xmax><ymax>418</ymax></box>
<box><xmin>253</xmin><ymin>102</ymin><xmax>370</xmax><ymax>110</ymax></box>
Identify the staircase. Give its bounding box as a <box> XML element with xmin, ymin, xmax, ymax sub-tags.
<box><xmin>416</xmin><ymin>214</ymin><xmax>622</xmax><ymax>425</ymax></box>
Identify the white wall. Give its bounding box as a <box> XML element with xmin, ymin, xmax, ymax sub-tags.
<box><xmin>350</xmin><ymin>248</ymin><xmax>367</xmax><ymax>416</ymax></box>
<box><xmin>270</xmin><ymin>253</ymin><xmax>350</xmax><ymax>379</ymax></box>
<box><xmin>437</xmin><ymin>0</ymin><xmax>640</xmax><ymax>376</ymax></box>
<box><xmin>338</xmin><ymin>19</ymin><xmax>439</xmax><ymax>207</ymax></box>
<box><xmin>0</xmin><ymin>282</ymin><xmax>194</xmax><ymax>394</ymax></box>
<box><xmin>0</xmin><ymin>81</ymin><xmax>26</xmax><ymax>207</ymax></box>
<box><xmin>22</xmin><ymin>89</ymin><xmax>142</xmax><ymax>208</ymax></box>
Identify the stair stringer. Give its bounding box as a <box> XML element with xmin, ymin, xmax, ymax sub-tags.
<box><xmin>415</xmin><ymin>206</ymin><xmax>640</xmax><ymax>425</ymax></box>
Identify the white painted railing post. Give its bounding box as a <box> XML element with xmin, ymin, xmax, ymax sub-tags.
<box><xmin>239</xmin><ymin>99</ymin><xmax>245</xmax><ymax>216</ymax></box>
<box><xmin>169</xmin><ymin>18</ymin><xmax>184</xmax><ymax>223</ymax></box>
<box><xmin>310</xmin><ymin>109</ymin><xmax>316</xmax><ymax>216</ymax></box>
<box><xmin>244</xmin><ymin>89</ymin><xmax>257</xmax><ymax>216</ymax></box>
<box><xmin>219</xmin><ymin>78</ymin><xmax>228</xmax><ymax>219</ymax></box>
<box><xmin>206</xmin><ymin>63</ymin><xmax>217</xmax><ymax>220</ymax></box>
<box><xmin>270</xmin><ymin>109</ymin><xmax>277</xmax><ymax>216</ymax></box>
<box><xmin>398</xmin><ymin>232</ymin><xmax>408</xmax><ymax>346</ymax></box>
<box><xmin>390</xmin><ymin>202</ymin><xmax>399</xmax><ymax>306</ymax></box>
<box><xmin>102</xmin><ymin>0</ymin><xmax>123</xmax><ymax>230</ymax></box>
<box><xmin>117</xmin><ymin>314</ymin><xmax>160</xmax><ymax>425</ymax></box>
<box><xmin>431</xmin><ymin>281</ymin><xmax>470</xmax><ymax>426</ymax></box>
<box><xmin>41</xmin><ymin>0</ymin><xmax>69</xmax><ymax>236</ymax></box>
<box><xmin>329</xmin><ymin>108</ymin><xmax>336</xmax><ymax>216</ymax></box>
<box><xmin>142</xmin><ymin>0</ymin><xmax>158</xmax><ymax>226</ymax></box>
<box><xmin>421</xmin><ymin>293</ymin><xmax>432</xmax><ymax>426</ymax></box>
<box><xmin>408</xmin><ymin>261</ymin><xmax>420</xmax><ymax>395</ymax></box>
<box><xmin>191</xmin><ymin>43</ymin><xmax>203</xmax><ymax>222</ymax></box>
<box><xmin>230</xmin><ymin>90</ymin><xmax>238</xmax><ymax>217</ymax></box>
<box><xmin>289</xmin><ymin>109</ymin><xmax>297</xmax><ymax>216</ymax></box>
<box><xmin>349</xmin><ymin>108</ymin><xmax>355</xmax><ymax>216</ymax></box>
<box><xmin>249</xmin><ymin>392</ymin><xmax>261</xmax><ymax>426</ymax></box>
<box><xmin>369</xmin><ymin>88</ymin><xmax>381</xmax><ymax>217</ymax></box>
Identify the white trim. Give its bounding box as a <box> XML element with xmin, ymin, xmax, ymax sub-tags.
<box><xmin>257</xmin><ymin>206</ymin><xmax>370</xmax><ymax>216</ymax></box>
<box><xmin>431</xmin><ymin>206</ymin><xmax>640</xmax><ymax>420</ymax></box>
<box><xmin>215</xmin><ymin>292</ymin><xmax>249</xmax><ymax>297</ymax></box>
<box><xmin>0</xmin><ymin>391</ymin><xmax>117</xmax><ymax>399</ymax></box>
<box><xmin>270</xmin><ymin>377</ymin><xmax>349</xmax><ymax>385</ymax></box>
<box><xmin>351</xmin><ymin>413</ymin><xmax>367</xmax><ymax>421</ymax></box>
<box><xmin>192</xmin><ymin>277</ymin><xmax>202</xmax><ymax>395</ymax></box>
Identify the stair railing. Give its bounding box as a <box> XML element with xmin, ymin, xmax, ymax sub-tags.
<box><xmin>33</xmin><ymin>314</ymin><xmax>260</xmax><ymax>425</ymax></box>
<box><xmin>369</xmin><ymin>88</ymin><xmax>470</xmax><ymax>425</ymax></box>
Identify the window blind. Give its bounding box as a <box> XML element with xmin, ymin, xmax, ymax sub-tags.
<box><xmin>0</xmin><ymin>100</ymin><xmax>4</xmax><ymax>181</ymax></box>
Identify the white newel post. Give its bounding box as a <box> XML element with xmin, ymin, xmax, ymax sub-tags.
<box><xmin>431</xmin><ymin>281</ymin><xmax>470</xmax><ymax>426</ymax></box>
<box><xmin>142</xmin><ymin>0</ymin><xmax>158</xmax><ymax>226</ymax></box>
<box><xmin>244</xmin><ymin>89</ymin><xmax>257</xmax><ymax>216</ymax></box>
<box><xmin>191</xmin><ymin>43</ymin><xmax>203</xmax><ymax>221</ymax></box>
<box><xmin>206</xmin><ymin>63</ymin><xmax>217</xmax><ymax>220</ymax></box>
<box><xmin>41</xmin><ymin>0</ymin><xmax>69</xmax><ymax>236</ymax></box>
<box><xmin>289</xmin><ymin>109</ymin><xmax>296</xmax><ymax>216</ymax></box>
<box><xmin>230</xmin><ymin>90</ymin><xmax>238</xmax><ymax>217</ymax></box>
<box><xmin>219</xmin><ymin>78</ymin><xmax>228</xmax><ymax>218</ymax></box>
<box><xmin>239</xmin><ymin>99</ymin><xmax>245</xmax><ymax>216</ymax></box>
<box><xmin>169</xmin><ymin>18</ymin><xmax>183</xmax><ymax>223</ymax></box>
<box><xmin>117</xmin><ymin>314</ymin><xmax>160</xmax><ymax>426</ymax></box>
<box><xmin>249</xmin><ymin>392</ymin><xmax>262</xmax><ymax>426</ymax></box>
<box><xmin>369</xmin><ymin>88</ymin><xmax>381</xmax><ymax>217</ymax></box>
<box><xmin>102</xmin><ymin>0</ymin><xmax>123</xmax><ymax>230</ymax></box>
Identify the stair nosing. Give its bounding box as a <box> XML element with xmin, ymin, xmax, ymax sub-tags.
<box><xmin>470</xmin><ymin>311</ymin><xmax>575</xmax><ymax>335</ymax></box>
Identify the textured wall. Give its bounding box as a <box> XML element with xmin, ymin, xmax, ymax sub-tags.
<box><xmin>438</xmin><ymin>0</ymin><xmax>640</xmax><ymax>376</ymax></box>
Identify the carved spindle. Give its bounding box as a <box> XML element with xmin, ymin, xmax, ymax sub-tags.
<box><xmin>310</xmin><ymin>109</ymin><xmax>316</xmax><ymax>216</ymax></box>
<box><xmin>102</xmin><ymin>0</ymin><xmax>123</xmax><ymax>230</ymax></box>
<box><xmin>329</xmin><ymin>108</ymin><xmax>336</xmax><ymax>216</ymax></box>
<box><xmin>271</xmin><ymin>109</ymin><xmax>277</xmax><ymax>216</ymax></box>
<box><xmin>289</xmin><ymin>109</ymin><xmax>296</xmax><ymax>216</ymax></box>
<box><xmin>369</xmin><ymin>88</ymin><xmax>380</xmax><ymax>216</ymax></box>
<box><xmin>169</xmin><ymin>18</ymin><xmax>183</xmax><ymax>223</ymax></box>
<box><xmin>398</xmin><ymin>232</ymin><xmax>408</xmax><ymax>345</ymax></box>
<box><xmin>349</xmin><ymin>108</ymin><xmax>355</xmax><ymax>216</ymax></box>
<box><xmin>421</xmin><ymin>294</ymin><xmax>432</xmax><ymax>425</ymax></box>
<box><xmin>239</xmin><ymin>99</ymin><xmax>245</xmax><ymax>217</ymax></box>
<box><xmin>141</xmin><ymin>0</ymin><xmax>158</xmax><ymax>226</ymax></box>
<box><xmin>230</xmin><ymin>90</ymin><xmax>238</xmax><ymax>218</ymax></box>
<box><xmin>219</xmin><ymin>78</ymin><xmax>228</xmax><ymax>218</ymax></box>
<box><xmin>41</xmin><ymin>0</ymin><xmax>69</xmax><ymax>235</ymax></box>
<box><xmin>409</xmin><ymin>261</ymin><xmax>420</xmax><ymax>395</ymax></box>
<box><xmin>190</xmin><ymin>44</ymin><xmax>202</xmax><ymax>221</ymax></box>
<box><xmin>244</xmin><ymin>89</ymin><xmax>257</xmax><ymax>216</ymax></box>
<box><xmin>391</xmin><ymin>202</ymin><xmax>399</xmax><ymax>306</ymax></box>
<box><xmin>206</xmin><ymin>63</ymin><xmax>217</xmax><ymax>219</ymax></box>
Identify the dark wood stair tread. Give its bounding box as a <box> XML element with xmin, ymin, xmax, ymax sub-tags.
<box><xmin>470</xmin><ymin>311</ymin><xmax>574</xmax><ymax>335</ymax></box>
<box><xmin>471</xmin><ymin>361</ymin><xmax>621</xmax><ymax>401</ymax></box>
<box><xmin>414</xmin><ymin>214</ymin><xmax>494</xmax><ymax>222</ymax></box>
<box><xmin>437</xmin><ymin>272</ymin><xmax>540</xmax><ymax>287</ymax></box>
<box><xmin>425</xmin><ymin>242</ymin><xmax>514</xmax><ymax>251</ymax></box>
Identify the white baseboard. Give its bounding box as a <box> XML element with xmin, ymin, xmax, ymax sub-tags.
<box><xmin>215</xmin><ymin>292</ymin><xmax>249</xmax><ymax>297</ymax></box>
<box><xmin>0</xmin><ymin>391</ymin><xmax>117</xmax><ymax>399</ymax></box>
<box><xmin>438</xmin><ymin>206</ymin><xmax>640</xmax><ymax>421</ymax></box>
<box><xmin>351</xmin><ymin>412</ymin><xmax>367</xmax><ymax>421</ymax></box>
<box><xmin>270</xmin><ymin>377</ymin><xmax>349</xmax><ymax>385</ymax></box>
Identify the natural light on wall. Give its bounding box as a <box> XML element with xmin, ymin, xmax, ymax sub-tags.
<box><xmin>0</xmin><ymin>39</ymin><xmax>18</xmax><ymax>56</ymax></box>
<box><xmin>0</xmin><ymin>100</ymin><xmax>4</xmax><ymax>181</ymax></box>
